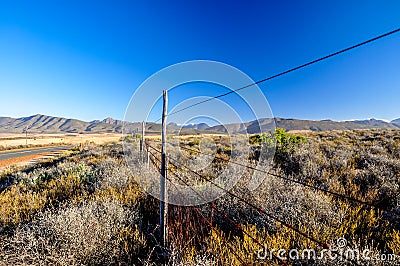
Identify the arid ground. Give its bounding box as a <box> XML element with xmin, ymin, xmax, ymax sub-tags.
<box><xmin>0</xmin><ymin>133</ymin><xmax>122</xmax><ymax>149</ymax></box>
<box><xmin>0</xmin><ymin>128</ymin><xmax>399</xmax><ymax>265</ymax></box>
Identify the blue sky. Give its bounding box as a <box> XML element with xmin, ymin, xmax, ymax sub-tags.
<box><xmin>0</xmin><ymin>0</ymin><xmax>399</xmax><ymax>123</ymax></box>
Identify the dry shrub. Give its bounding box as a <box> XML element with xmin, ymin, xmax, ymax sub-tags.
<box><xmin>0</xmin><ymin>183</ymin><xmax>47</xmax><ymax>226</ymax></box>
<box><xmin>0</xmin><ymin>173</ymin><xmax>85</xmax><ymax>227</ymax></box>
<box><xmin>0</xmin><ymin>199</ymin><xmax>144</xmax><ymax>265</ymax></box>
<box><xmin>95</xmin><ymin>157</ymin><xmax>131</xmax><ymax>189</ymax></box>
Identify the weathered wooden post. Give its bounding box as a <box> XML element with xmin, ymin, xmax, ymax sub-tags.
<box><xmin>147</xmin><ymin>147</ymin><xmax>150</xmax><ymax>168</ymax></box>
<box><xmin>141</xmin><ymin>121</ymin><xmax>146</xmax><ymax>162</ymax></box>
<box><xmin>160</xmin><ymin>90</ymin><xmax>168</xmax><ymax>250</ymax></box>
<box><xmin>139</xmin><ymin>122</ymin><xmax>144</xmax><ymax>160</ymax></box>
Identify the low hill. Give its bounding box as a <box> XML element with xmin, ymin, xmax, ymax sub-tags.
<box><xmin>182</xmin><ymin>123</ymin><xmax>210</xmax><ymax>130</ymax></box>
<box><xmin>391</xmin><ymin>118</ymin><xmax>400</xmax><ymax>126</ymax></box>
<box><xmin>206</xmin><ymin>118</ymin><xmax>399</xmax><ymax>133</ymax></box>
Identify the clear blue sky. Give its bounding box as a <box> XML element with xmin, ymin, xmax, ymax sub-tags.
<box><xmin>0</xmin><ymin>0</ymin><xmax>399</xmax><ymax>123</ymax></box>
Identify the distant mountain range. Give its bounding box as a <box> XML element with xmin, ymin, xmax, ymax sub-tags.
<box><xmin>0</xmin><ymin>114</ymin><xmax>206</xmax><ymax>134</ymax></box>
<box><xmin>0</xmin><ymin>114</ymin><xmax>399</xmax><ymax>134</ymax></box>
<box><xmin>0</xmin><ymin>114</ymin><xmax>112</xmax><ymax>133</ymax></box>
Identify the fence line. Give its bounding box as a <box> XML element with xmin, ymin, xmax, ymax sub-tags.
<box><xmin>146</xmin><ymin>142</ymin><xmax>330</xmax><ymax>249</ymax></box>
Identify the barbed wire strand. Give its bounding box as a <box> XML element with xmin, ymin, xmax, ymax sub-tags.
<box><xmin>146</xmin><ymin>143</ymin><xmax>330</xmax><ymax>249</ymax></box>
<box><xmin>164</xmin><ymin>155</ymin><xmax>288</xmax><ymax>265</ymax></box>
<box><xmin>147</xmin><ymin>148</ymin><xmax>250</xmax><ymax>266</ymax></box>
<box><xmin>152</xmin><ymin>27</ymin><xmax>400</xmax><ymax>122</ymax></box>
<box><xmin>146</xmin><ymin>142</ymin><xmax>361</xmax><ymax>264</ymax></box>
<box><xmin>173</xmin><ymin>143</ymin><xmax>378</xmax><ymax>207</ymax></box>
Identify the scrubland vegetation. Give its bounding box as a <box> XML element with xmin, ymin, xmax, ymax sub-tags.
<box><xmin>0</xmin><ymin>129</ymin><xmax>399</xmax><ymax>265</ymax></box>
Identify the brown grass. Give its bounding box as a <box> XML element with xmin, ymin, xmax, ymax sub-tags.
<box><xmin>0</xmin><ymin>133</ymin><xmax>122</xmax><ymax>149</ymax></box>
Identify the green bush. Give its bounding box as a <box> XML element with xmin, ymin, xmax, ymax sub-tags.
<box><xmin>249</xmin><ymin>128</ymin><xmax>306</xmax><ymax>148</ymax></box>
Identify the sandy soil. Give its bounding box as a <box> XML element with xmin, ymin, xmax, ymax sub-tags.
<box><xmin>0</xmin><ymin>133</ymin><xmax>122</xmax><ymax>149</ymax></box>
